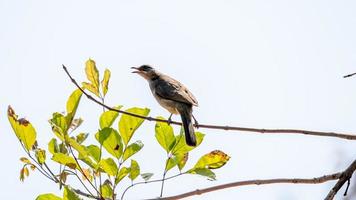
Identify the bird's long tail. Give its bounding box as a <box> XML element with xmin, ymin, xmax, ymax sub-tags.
<box><xmin>178</xmin><ymin>104</ymin><xmax>196</xmax><ymax>146</ymax></box>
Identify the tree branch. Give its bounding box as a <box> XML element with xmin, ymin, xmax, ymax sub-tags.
<box><xmin>344</xmin><ymin>72</ymin><xmax>356</xmax><ymax>78</ymax></box>
<box><xmin>156</xmin><ymin>159</ymin><xmax>356</xmax><ymax>200</ymax></box>
<box><xmin>325</xmin><ymin>159</ymin><xmax>356</xmax><ymax>200</ymax></box>
<box><xmin>62</xmin><ymin>65</ymin><xmax>356</xmax><ymax>141</ymax></box>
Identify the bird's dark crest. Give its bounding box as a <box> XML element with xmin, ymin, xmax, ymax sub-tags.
<box><xmin>139</xmin><ymin>65</ymin><xmax>153</xmax><ymax>71</ymax></box>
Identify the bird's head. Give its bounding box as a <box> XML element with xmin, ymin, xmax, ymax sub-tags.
<box><xmin>131</xmin><ymin>65</ymin><xmax>158</xmax><ymax>80</ymax></box>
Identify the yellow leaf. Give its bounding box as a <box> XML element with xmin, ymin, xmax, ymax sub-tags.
<box><xmin>8</xmin><ymin>106</ymin><xmax>37</xmax><ymax>151</ymax></box>
<box><xmin>82</xmin><ymin>168</ymin><xmax>93</xmax><ymax>182</ymax></box>
<box><xmin>60</xmin><ymin>171</ymin><xmax>68</xmax><ymax>183</ymax></box>
<box><xmin>20</xmin><ymin>157</ymin><xmax>31</xmax><ymax>164</ymax></box>
<box><xmin>24</xmin><ymin>167</ymin><xmax>29</xmax><ymax>176</ymax></box>
<box><xmin>20</xmin><ymin>168</ymin><xmax>25</xmax><ymax>182</ymax></box>
<box><xmin>82</xmin><ymin>82</ymin><xmax>100</xmax><ymax>97</ymax></box>
<box><xmin>52</xmin><ymin>153</ymin><xmax>78</xmax><ymax>169</ymax></box>
<box><xmin>35</xmin><ymin>149</ymin><xmax>46</xmax><ymax>164</ymax></box>
<box><xmin>194</xmin><ymin>150</ymin><xmax>230</xmax><ymax>169</ymax></box>
<box><xmin>85</xmin><ymin>59</ymin><xmax>100</xmax><ymax>94</ymax></box>
<box><xmin>66</xmin><ymin>89</ymin><xmax>83</xmax><ymax>126</ymax></box>
<box><xmin>101</xmin><ymin>69</ymin><xmax>111</xmax><ymax>96</ymax></box>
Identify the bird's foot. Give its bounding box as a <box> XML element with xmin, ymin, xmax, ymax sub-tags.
<box><xmin>192</xmin><ymin>115</ymin><xmax>199</xmax><ymax>129</ymax></box>
<box><xmin>167</xmin><ymin>114</ymin><xmax>173</xmax><ymax>125</ymax></box>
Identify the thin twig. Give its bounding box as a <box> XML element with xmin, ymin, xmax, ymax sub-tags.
<box><xmin>160</xmin><ymin>156</ymin><xmax>172</xmax><ymax>197</ymax></box>
<box><xmin>62</xmin><ymin>65</ymin><xmax>356</xmax><ymax>141</ymax></box>
<box><xmin>43</xmin><ymin>162</ymin><xmax>59</xmax><ymax>182</ymax></box>
<box><xmin>64</xmin><ymin>169</ymin><xmax>96</xmax><ymax>197</ymax></box>
<box><xmin>324</xmin><ymin>159</ymin><xmax>356</xmax><ymax>200</ymax></box>
<box><xmin>68</xmin><ymin>145</ymin><xmax>103</xmax><ymax>198</ymax></box>
<box><xmin>344</xmin><ymin>72</ymin><xmax>356</xmax><ymax>78</ymax></box>
<box><xmin>344</xmin><ymin>179</ymin><xmax>350</xmax><ymax>196</ymax></box>
<box><xmin>121</xmin><ymin>173</ymin><xmax>185</xmax><ymax>200</ymax></box>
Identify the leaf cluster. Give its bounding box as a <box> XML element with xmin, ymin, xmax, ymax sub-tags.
<box><xmin>7</xmin><ymin>59</ymin><xmax>230</xmax><ymax>200</ymax></box>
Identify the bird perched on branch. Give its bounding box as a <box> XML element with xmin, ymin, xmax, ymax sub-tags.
<box><xmin>131</xmin><ymin>65</ymin><xmax>198</xmax><ymax>146</ymax></box>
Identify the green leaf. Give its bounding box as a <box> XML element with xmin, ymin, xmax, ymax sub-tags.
<box><xmin>119</xmin><ymin>107</ymin><xmax>150</xmax><ymax>145</ymax></box>
<box><xmin>52</xmin><ymin>153</ymin><xmax>77</xmax><ymax>169</ymax></box>
<box><xmin>95</xmin><ymin>128</ymin><xmax>123</xmax><ymax>159</ymax></box>
<box><xmin>101</xmin><ymin>69</ymin><xmax>111</xmax><ymax>96</ymax></box>
<box><xmin>59</xmin><ymin>143</ymin><xmax>68</xmax><ymax>154</ymax></box>
<box><xmin>140</xmin><ymin>173</ymin><xmax>154</xmax><ymax>181</ymax></box>
<box><xmin>188</xmin><ymin>168</ymin><xmax>216</xmax><ymax>180</ymax></box>
<box><xmin>85</xmin><ymin>58</ymin><xmax>100</xmax><ymax>95</ymax></box>
<box><xmin>194</xmin><ymin>150</ymin><xmax>230</xmax><ymax>169</ymax></box>
<box><xmin>86</xmin><ymin>145</ymin><xmax>100</xmax><ymax>162</ymax></box>
<box><xmin>115</xmin><ymin>167</ymin><xmax>130</xmax><ymax>184</ymax></box>
<box><xmin>129</xmin><ymin>160</ymin><xmax>140</xmax><ymax>181</ymax></box>
<box><xmin>78</xmin><ymin>156</ymin><xmax>98</xmax><ymax>170</ymax></box>
<box><xmin>101</xmin><ymin>181</ymin><xmax>113</xmax><ymax>199</ymax></box>
<box><xmin>48</xmin><ymin>138</ymin><xmax>59</xmax><ymax>154</ymax></box>
<box><xmin>49</xmin><ymin>112</ymin><xmax>67</xmax><ymax>140</ymax></box>
<box><xmin>75</xmin><ymin>133</ymin><xmax>88</xmax><ymax>144</ymax></box>
<box><xmin>65</xmin><ymin>89</ymin><xmax>82</xmax><ymax>126</ymax></box>
<box><xmin>82</xmin><ymin>82</ymin><xmax>100</xmax><ymax>97</ymax></box>
<box><xmin>68</xmin><ymin>138</ymin><xmax>88</xmax><ymax>158</ymax></box>
<box><xmin>35</xmin><ymin>149</ymin><xmax>46</xmax><ymax>164</ymax></box>
<box><xmin>63</xmin><ymin>186</ymin><xmax>80</xmax><ymax>200</ymax></box>
<box><xmin>155</xmin><ymin>117</ymin><xmax>175</xmax><ymax>153</ymax></box>
<box><xmin>36</xmin><ymin>193</ymin><xmax>62</xmax><ymax>200</ymax></box>
<box><xmin>172</xmin><ymin>131</ymin><xmax>205</xmax><ymax>154</ymax></box>
<box><xmin>165</xmin><ymin>157</ymin><xmax>177</xmax><ymax>172</ymax></box>
<box><xmin>122</xmin><ymin>140</ymin><xmax>144</xmax><ymax>161</ymax></box>
<box><xmin>99</xmin><ymin>105</ymin><xmax>122</xmax><ymax>129</ymax></box>
<box><xmin>7</xmin><ymin>106</ymin><xmax>37</xmax><ymax>151</ymax></box>
<box><xmin>99</xmin><ymin>158</ymin><xmax>118</xmax><ymax>176</ymax></box>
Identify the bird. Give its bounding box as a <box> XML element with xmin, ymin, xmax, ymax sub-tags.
<box><xmin>131</xmin><ymin>65</ymin><xmax>198</xmax><ymax>146</ymax></box>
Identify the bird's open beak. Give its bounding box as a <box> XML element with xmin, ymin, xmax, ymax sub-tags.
<box><xmin>131</xmin><ymin>67</ymin><xmax>141</xmax><ymax>73</ymax></box>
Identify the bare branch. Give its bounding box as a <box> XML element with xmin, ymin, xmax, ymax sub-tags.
<box><xmin>344</xmin><ymin>72</ymin><xmax>356</xmax><ymax>78</ymax></box>
<box><xmin>156</xmin><ymin>160</ymin><xmax>356</xmax><ymax>200</ymax></box>
<box><xmin>62</xmin><ymin>65</ymin><xmax>356</xmax><ymax>141</ymax></box>
<box><xmin>159</xmin><ymin>175</ymin><xmax>341</xmax><ymax>200</ymax></box>
<box><xmin>325</xmin><ymin>160</ymin><xmax>356</xmax><ymax>200</ymax></box>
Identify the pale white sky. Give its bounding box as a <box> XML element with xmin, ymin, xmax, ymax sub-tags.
<box><xmin>1</xmin><ymin>0</ymin><xmax>356</xmax><ymax>199</ymax></box>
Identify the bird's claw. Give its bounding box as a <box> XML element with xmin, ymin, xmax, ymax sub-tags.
<box><xmin>193</xmin><ymin>117</ymin><xmax>199</xmax><ymax>129</ymax></box>
<box><xmin>167</xmin><ymin>114</ymin><xmax>173</xmax><ymax>125</ymax></box>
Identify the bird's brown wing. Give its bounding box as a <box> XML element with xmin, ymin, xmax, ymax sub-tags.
<box><xmin>154</xmin><ymin>76</ymin><xmax>198</xmax><ymax>106</ymax></box>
